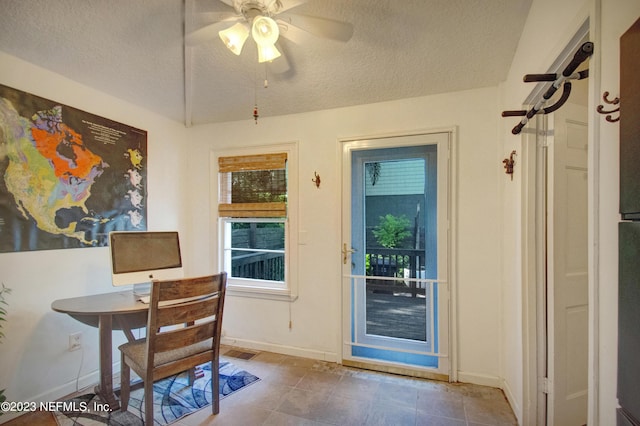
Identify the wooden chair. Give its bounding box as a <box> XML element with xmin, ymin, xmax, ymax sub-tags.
<box><xmin>118</xmin><ymin>273</ymin><xmax>227</xmax><ymax>425</ymax></box>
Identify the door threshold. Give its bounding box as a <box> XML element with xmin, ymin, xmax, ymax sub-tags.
<box><xmin>342</xmin><ymin>358</ymin><xmax>449</xmax><ymax>382</ymax></box>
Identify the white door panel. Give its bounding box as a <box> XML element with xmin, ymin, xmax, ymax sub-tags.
<box><xmin>547</xmin><ymin>102</ymin><xmax>588</xmax><ymax>426</ymax></box>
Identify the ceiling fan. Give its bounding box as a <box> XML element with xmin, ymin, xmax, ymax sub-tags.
<box><xmin>186</xmin><ymin>0</ymin><xmax>354</xmax><ymax>65</ymax></box>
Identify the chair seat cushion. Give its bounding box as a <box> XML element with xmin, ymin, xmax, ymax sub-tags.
<box><xmin>119</xmin><ymin>338</ymin><xmax>213</xmax><ymax>372</ymax></box>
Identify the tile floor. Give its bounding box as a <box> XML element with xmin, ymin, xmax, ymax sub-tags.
<box><xmin>5</xmin><ymin>345</ymin><xmax>517</xmax><ymax>426</ymax></box>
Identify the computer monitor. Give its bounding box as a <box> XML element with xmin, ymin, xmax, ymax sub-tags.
<box><xmin>109</xmin><ymin>231</ymin><xmax>184</xmax><ymax>294</ymax></box>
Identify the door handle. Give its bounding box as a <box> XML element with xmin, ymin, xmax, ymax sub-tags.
<box><xmin>342</xmin><ymin>243</ymin><xmax>356</xmax><ymax>265</ymax></box>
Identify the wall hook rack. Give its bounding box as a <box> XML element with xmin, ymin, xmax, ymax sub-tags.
<box><xmin>503</xmin><ymin>150</ymin><xmax>516</xmax><ymax>180</ymax></box>
<box><xmin>502</xmin><ymin>41</ymin><xmax>594</xmax><ymax>135</ymax></box>
<box><xmin>596</xmin><ymin>91</ymin><xmax>620</xmax><ymax>122</ymax></box>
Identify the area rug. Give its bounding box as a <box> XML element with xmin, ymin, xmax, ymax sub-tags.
<box><xmin>54</xmin><ymin>361</ymin><xmax>260</xmax><ymax>425</ymax></box>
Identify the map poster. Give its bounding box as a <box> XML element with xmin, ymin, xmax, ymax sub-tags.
<box><xmin>0</xmin><ymin>84</ymin><xmax>147</xmax><ymax>253</ymax></box>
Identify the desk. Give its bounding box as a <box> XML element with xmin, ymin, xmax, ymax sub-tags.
<box><xmin>51</xmin><ymin>291</ymin><xmax>148</xmax><ymax>410</ymax></box>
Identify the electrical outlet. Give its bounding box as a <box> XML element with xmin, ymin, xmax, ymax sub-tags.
<box><xmin>69</xmin><ymin>332</ymin><xmax>82</xmax><ymax>351</ymax></box>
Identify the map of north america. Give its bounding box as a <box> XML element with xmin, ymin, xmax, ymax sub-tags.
<box><xmin>0</xmin><ymin>85</ymin><xmax>147</xmax><ymax>252</ymax></box>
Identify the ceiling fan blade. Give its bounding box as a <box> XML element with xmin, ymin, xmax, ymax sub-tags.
<box><xmin>280</xmin><ymin>13</ymin><xmax>353</xmax><ymax>42</ymax></box>
<box><xmin>195</xmin><ymin>11</ymin><xmax>239</xmax><ymax>26</ymax></box>
<box><xmin>270</xmin><ymin>0</ymin><xmax>309</xmax><ymax>14</ymax></box>
<box><xmin>218</xmin><ymin>0</ymin><xmax>235</xmax><ymax>8</ymax></box>
<box><xmin>277</xmin><ymin>19</ymin><xmax>313</xmax><ymax>45</ymax></box>
<box><xmin>186</xmin><ymin>19</ymin><xmax>239</xmax><ymax>46</ymax></box>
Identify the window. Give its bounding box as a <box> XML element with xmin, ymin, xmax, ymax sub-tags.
<box><xmin>214</xmin><ymin>144</ymin><xmax>298</xmax><ymax>299</ymax></box>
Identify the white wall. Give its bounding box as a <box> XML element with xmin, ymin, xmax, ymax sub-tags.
<box><xmin>0</xmin><ymin>52</ymin><xmax>189</xmax><ymax>420</ymax></box>
<box><xmin>185</xmin><ymin>86</ymin><xmax>505</xmax><ymax>384</ymax></box>
<box><xmin>499</xmin><ymin>0</ymin><xmax>640</xmax><ymax>424</ymax></box>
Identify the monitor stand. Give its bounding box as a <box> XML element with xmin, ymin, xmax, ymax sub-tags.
<box><xmin>133</xmin><ymin>282</ymin><xmax>151</xmax><ymax>297</ymax></box>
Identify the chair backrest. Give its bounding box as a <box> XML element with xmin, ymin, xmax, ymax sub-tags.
<box><xmin>145</xmin><ymin>273</ymin><xmax>227</xmax><ymax>378</ymax></box>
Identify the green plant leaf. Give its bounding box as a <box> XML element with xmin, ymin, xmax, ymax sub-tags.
<box><xmin>372</xmin><ymin>214</ymin><xmax>412</xmax><ymax>248</ymax></box>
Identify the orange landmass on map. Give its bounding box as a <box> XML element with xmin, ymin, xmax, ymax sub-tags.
<box><xmin>31</xmin><ymin>125</ymin><xmax>103</xmax><ymax>180</ymax></box>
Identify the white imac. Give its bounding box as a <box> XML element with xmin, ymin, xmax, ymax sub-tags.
<box><xmin>109</xmin><ymin>231</ymin><xmax>184</xmax><ymax>296</ymax></box>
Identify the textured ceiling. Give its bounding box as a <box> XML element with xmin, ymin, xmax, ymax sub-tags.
<box><xmin>0</xmin><ymin>0</ymin><xmax>532</xmax><ymax>126</ymax></box>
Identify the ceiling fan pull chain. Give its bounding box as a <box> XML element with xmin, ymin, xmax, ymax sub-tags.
<box><xmin>253</xmin><ymin>83</ymin><xmax>258</xmax><ymax>124</ymax></box>
<box><xmin>253</xmin><ymin>65</ymin><xmax>259</xmax><ymax>124</ymax></box>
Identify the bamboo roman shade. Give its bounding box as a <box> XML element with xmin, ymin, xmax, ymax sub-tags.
<box><xmin>218</xmin><ymin>153</ymin><xmax>287</xmax><ymax>218</ymax></box>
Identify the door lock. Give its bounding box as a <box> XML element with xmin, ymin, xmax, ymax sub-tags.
<box><xmin>342</xmin><ymin>243</ymin><xmax>356</xmax><ymax>265</ymax></box>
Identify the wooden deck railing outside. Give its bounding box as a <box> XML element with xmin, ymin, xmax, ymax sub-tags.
<box><xmin>366</xmin><ymin>247</ymin><xmax>425</xmax><ymax>297</ymax></box>
<box><xmin>231</xmin><ymin>251</ymin><xmax>284</xmax><ymax>281</ymax></box>
<box><xmin>229</xmin><ymin>247</ymin><xmax>426</xmax><ymax>294</ymax></box>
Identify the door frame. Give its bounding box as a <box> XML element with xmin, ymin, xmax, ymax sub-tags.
<box><xmin>338</xmin><ymin>127</ymin><xmax>458</xmax><ymax>381</ymax></box>
<box><xmin>520</xmin><ymin>3</ymin><xmax>601</xmax><ymax>424</ymax></box>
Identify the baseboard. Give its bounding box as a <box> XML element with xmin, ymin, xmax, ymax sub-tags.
<box><xmin>456</xmin><ymin>370</ymin><xmax>502</xmax><ymax>388</ymax></box>
<box><xmin>221</xmin><ymin>336</ymin><xmax>338</xmax><ymax>362</ymax></box>
<box><xmin>501</xmin><ymin>378</ymin><xmax>522</xmax><ymax>425</ymax></box>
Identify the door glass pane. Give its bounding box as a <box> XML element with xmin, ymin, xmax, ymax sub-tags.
<box><xmin>363</xmin><ymin>158</ymin><xmax>430</xmax><ymax>342</ymax></box>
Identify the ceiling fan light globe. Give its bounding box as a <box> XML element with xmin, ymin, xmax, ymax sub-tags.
<box><xmin>252</xmin><ymin>16</ymin><xmax>279</xmax><ymax>46</ymax></box>
<box><xmin>257</xmin><ymin>43</ymin><xmax>281</xmax><ymax>63</ymax></box>
<box><xmin>219</xmin><ymin>23</ymin><xmax>250</xmax><ymax>55</ymax></box>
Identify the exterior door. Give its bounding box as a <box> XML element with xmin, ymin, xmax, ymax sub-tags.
<box><xmin>546</xmin><ymin>102</ymin><xmax>589</xmax><ymax>425</ymax></box>
<box><xmin>341</xmin><ymin>132</ymin><xmax>450</xmax><ymax>378</ymax></box>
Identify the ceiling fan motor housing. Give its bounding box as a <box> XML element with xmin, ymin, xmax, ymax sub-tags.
<box><xmin>236</xmin><ymin>1</ymin><xmax>282</xmax><ymax>19</ymax></box>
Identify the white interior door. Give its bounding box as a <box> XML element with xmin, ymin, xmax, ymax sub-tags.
<box><xmin>340</xmin><ymin>132</ymin><xmax>450</xmax><ymax>378</ymax></box>
<box><xmin>546</xmin><ymin>102</ymin><xmax>589</xmax><ymax>425</ymax></box>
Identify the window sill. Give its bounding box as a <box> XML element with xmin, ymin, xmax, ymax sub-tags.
<box><xmin>227</xmin><ymin>284</ymin><xmax>298</xmax><ymax>301</ymax></box>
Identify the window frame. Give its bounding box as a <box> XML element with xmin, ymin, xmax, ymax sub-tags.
<box><xmin>212</xmin><ymin>142</ymin><xmax>298</xmax><ymax>301</ymax></box>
